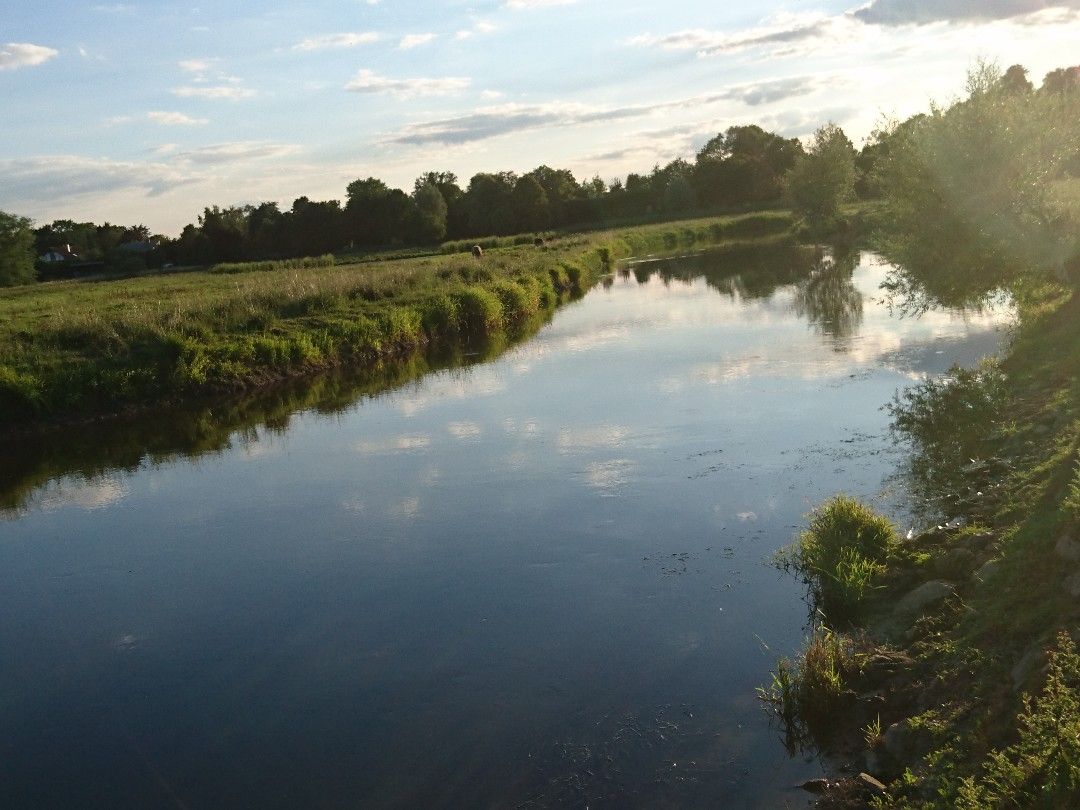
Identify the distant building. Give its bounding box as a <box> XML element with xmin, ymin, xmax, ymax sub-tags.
<box><xmin>38</xmin><ymin>244</ymin><xmax>80</xmax><ymax>263</ymax></box>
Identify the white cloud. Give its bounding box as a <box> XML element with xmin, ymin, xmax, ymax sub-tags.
<box><xmin>0</xmin><ymin>155</ymin><xmax>191</xmax><ymax>203</ymax></box>
<box><xmin>179</xmin><ymin>58</ymin><xmax>214</xmax><ymax>73</ymax></box>
<box><xmin>346</xmin><ymin>69</ymin><xmax>470</xmax><ymax>99</ymax></box>
<box><xmin>0</xmin><ymin>42</ymin><xmax>59</xmax><ymax>70</ymax></box>
<box><xmin>386</xmin><ymin>78</ymin><xmax>831</xmax><ymax>146</ymax></box>
<box><xmin>293</xmin><ymin>32</ymin><xmax>381</xmax><ymax>51</ymax></box>
<box><xmin>399</xmin><ymin>33</ymin><xmax>437</xmax><ymax>49</ymax></box>
<box><xmin>172</xmin><ymin>84</ymin><xmax>256</xmax><ymax>100</ymax></box>
<box><xmin>456</xmin><ymin>20</ymin><xmax>498</xmax><ymax>39</ymax></box>
<box><xmin>147</xmin><ymin>110</ymin><xmax>209</xmax><ymax>126</ymax></box>
<box><xmin>506</xmin><ymin>0</ymin><xmax>578</xmax><ymax>8</ymax></box>
<box><xmin>629</xmin><ymin>14</ymin><xmax>856</xmax><ymax>58</ymax></box>
<box><xmin>853</xmin><ymin>0</ymin><xmax>1080</xmax><ymax>25</ymax></box>
<box><xmin>177</xmin><ymin>141</ymin><xmax>301</xmax><ymax>164</ymax></box>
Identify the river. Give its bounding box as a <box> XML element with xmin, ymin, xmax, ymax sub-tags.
<box><xmin>0</xmin><ymin>243</ymin><xmax>1007</xmax><ymax>808</ymax></box>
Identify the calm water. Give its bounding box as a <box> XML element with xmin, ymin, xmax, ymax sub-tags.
<box><xmin>0</xmin><ymin>245</ymin><xmax>1006</xmax><ymax>808</ymax></box>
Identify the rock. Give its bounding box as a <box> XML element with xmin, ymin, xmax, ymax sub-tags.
<box><xmin>1066</xmin><ymin>572</ymin><xmax>1080</xmax><ymax>598</ymax></box>
<box><xmin>864</xmin><ymin>748</ymin><xmax>884</xmax><ymax>775</ymax></box>
<box><xmin>974</xmin><ymin>559</ymin><xmax>1001</xmax><ymax>583</ymax></box>
<box><xmin>882</xmin><ymin>722</ymin><xmax>908</xmax><ymax>759</ymax></box>
<box><xmin>893</xmin><ymin>581</ymin><xmax>955</xmax><ymax>624</ymax></box>
<box><xmin>1012</xmin><ymin>640</ymin><xmax>1049</xmax><ymax>692</ymax></box>
<box><xmin>799</xmin><ymin>778</ymin><xmax>833</xmax><ymax>794</ymax></box>
<box><xmin>1055</xmin><ymin>532</ymin><xmax>1080</xmax><ymax>563</ymax></box>
<box><xmin>858</xmin><ymin>772</ymin><xmax>888</xmax><ymax>794</ymax></box>
<box><xmin>934</xmin><ymin>548</ymin><xmax>975</xmax><ymax>579</ymax></box>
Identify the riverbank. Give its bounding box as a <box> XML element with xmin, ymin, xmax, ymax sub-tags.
<box><xmin>770</xmin><ymin>278</ymin><xmax>1080</xmax><ymax>806</ymax></box>
<box><xmin>0</xmin><ymin>212</ymin><xmax>793</xmax><ymax>431</ymax></box>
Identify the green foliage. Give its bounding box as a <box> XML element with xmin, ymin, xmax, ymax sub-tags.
<box><xmin>411</xmin><ymin>183</ymin><xmax>449</xmax><ymax>244</ymax></box>
<box><xmin>0</xmin><ymin>211</ymin><xmax>37</xmax><ymax>287</ymax></box>
<box><xmin>875</xmin><ymin>60</ymin><xmax>1080</xmax><ymax>310</ymax></box>
<box><xmin>954</xmin><ymin>632</ymin><xmax>1080</xmax><ymax>808</ymax></box>
<box><xmin>788</xmin><ymin>495</ymin><xmax>898</xmax><ymax>621</ymax></box>
<box><xmin>759</xmin><ymin>627</ymin><xmax>859</xmax><ymax>751</ymax></box>
<box><xmin>210</xmin><ymin>255</ymin><xmax>336</xmax><ymax>274</ymax></box>
<box><xmin>788</xmin><ymin>122</ymin><xmax>857</xmax><ymax>230</ymax></box>
<box><xmin>0</xmin><ymin>213</ymin><xmax>788</xmax><ymax>423</ymax></box>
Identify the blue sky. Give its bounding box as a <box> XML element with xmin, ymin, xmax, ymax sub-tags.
<box><xmin>2</xmin><ymin>0</ymin><xmax>1078</xmax><ymax>233</ymax></box>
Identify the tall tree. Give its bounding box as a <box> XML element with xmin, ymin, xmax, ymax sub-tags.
<box><xmin>410</xmin><ymin>183</ymin><xmax>449</xmax><ymax>244</ymax></box>
<box><xmin>694</xmin><ymin>125</ymin><xmax>803</xmax><ymax>207</ymax></box>
<box><xmin>0</xmin><ymin>211</ymin><xmax>36</xmax><ymax>287</ymax></box>
<box><xmin>462</xmin><ymin>172</ymin><xmax>517</xmax><ymax>236</ymax></box>
<box><xmin>787</xmin><ymin>122</ymin><xmax>856</xmax><ymax>229</ymax></box>
<box><xmin>1000</xmin><ymin>64</ymin><xmax>1034</xmax><ymax>96</ymax></box>
<box><xmin>512</xmin><ymin>175</ymin><xmax>551</xmax><ymax>232</ymax></box>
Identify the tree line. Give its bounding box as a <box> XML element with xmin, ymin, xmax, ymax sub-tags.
<box><xmin>1</xmin><ymin>62</ymin><xmax>1075</xmax><ymax>286</ymax></box>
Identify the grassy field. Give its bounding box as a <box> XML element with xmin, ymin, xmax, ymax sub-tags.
<box><xmin>0</xmin><ymin>211</ymin><xmax>793</xmax><ymax>427</ymax></box>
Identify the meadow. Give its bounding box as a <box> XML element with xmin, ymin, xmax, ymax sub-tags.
<box><xmin>0</xmin><ymin>211</ymin><xmax>793</xmax><ymax>426</ymax></box>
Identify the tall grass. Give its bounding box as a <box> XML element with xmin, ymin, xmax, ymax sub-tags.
<box><xmin>0</xmin><ymin>212</ymin><xmax>795</xmax><ymax>424</ymax></box>
<box><xmin>759</xmin><ymin>627</ymin><xmax>860</xmax><ymax>751</ymax></box>
<box><xmin>210</xmin><ymin>254</ymin><xmax>336</xmax><ymax>274</ymax></box>
<box><xmin>785</xmin><ymin>495</ymin><xmax>898</xmax><ymax>622</ymax></box>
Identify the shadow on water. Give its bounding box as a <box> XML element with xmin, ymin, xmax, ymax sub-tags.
<box><xmin>1</xmin><ymin>239</ymin><xmax>861</xmax><ymax>517</ymax></box>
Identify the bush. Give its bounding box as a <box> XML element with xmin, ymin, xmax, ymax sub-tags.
<box><xmin>453</xmin><ymin>287</ymin><xmax>504</xmax><ymax>335</ymax></box>
<box><xmin>489</xmin><ymin>279</ymin><xmax>535</xmax><ymax>322</ymax></box>
<box><xmin>955</xmin><ymin>632</ymin><xmax>1080</xmax><ymax>808</ymax></box>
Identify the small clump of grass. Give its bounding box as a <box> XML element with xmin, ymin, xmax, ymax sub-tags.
<box><xmin>783</xmin><ymin>495</ymin><xmax>899</xmax><ymax>623</ymax></box>
<box><xmin>759</xmin><ymin>627</ymin><xmax>860</xmax><ymax>751</ymax></box>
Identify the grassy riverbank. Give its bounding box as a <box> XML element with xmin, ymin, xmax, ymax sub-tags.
<box><xmin>0</xmin><ymin>211</ymin><xmax>792</xmax><ymax>428</ymax></box>
<box><xmin>766</xmin><ymin>279</ymin><xmax>1080</xmax><ymax>807</ymax></box>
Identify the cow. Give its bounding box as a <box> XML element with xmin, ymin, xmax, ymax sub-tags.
<box><xmin>472</xmin><ymin>245</ymin><xmax>484</xmax><ymax>259</ymax></box>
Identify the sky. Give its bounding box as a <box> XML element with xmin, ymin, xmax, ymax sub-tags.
<box><xmin>2</xmin><ymin>0</ymin><xmax>1078</xmax><ymax>235</ymax></box>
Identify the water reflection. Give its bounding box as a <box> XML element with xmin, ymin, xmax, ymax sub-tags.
<box><xmin>792</xmin><ymin>248</ymin><xmax>863</xmax><ymax>347</ymax></box>
<box><xmin>0</xmin><ymin>245</ymin><xmax>1010</xmax><ymax>809</ymax></box>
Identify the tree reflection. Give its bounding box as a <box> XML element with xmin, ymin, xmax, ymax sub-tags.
<box><xmin>792</xmin><ymin>247</ymin><xmax>863</xmax><ymax>349</ymax></box>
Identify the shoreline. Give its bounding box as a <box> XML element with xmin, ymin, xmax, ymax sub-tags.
<box><xmin>0</xmin><ymin>213</ymin><xmax>795</xmax><ymax>437</ymax></box>
<box><xmin>773</xmin><ymin>282</ymin><xmax>1080</xmax><ymax>807</ymax></box>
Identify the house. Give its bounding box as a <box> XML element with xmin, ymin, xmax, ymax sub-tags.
<box><xmin>38</xmin><ymin>244</ymin><xmax>80</xmax><ymax>263</ymax></box>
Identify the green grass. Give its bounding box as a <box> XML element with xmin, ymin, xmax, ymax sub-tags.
<box><xmin>210</xmin><ymin>254</ymin><xmax>336</xmax><ymax>274</ymax></box>
<box><xmin>784</xmin><ymin>495</ymin><xmax>900</xmax><ymax>622</ymax></box>
<box><xmin>759</xmin><ymin>627</ymin><xmax>862</xmax><ymax>752</ymax></box>
<box><xmin>0</xmin><ymin>211</ymin><xmax>795</xmax><ymax>426</ymax></box>
<box><xmin>844</xmin><ymin>280</ymin><xmax>1080</xmax><ymax>807</ymax></box>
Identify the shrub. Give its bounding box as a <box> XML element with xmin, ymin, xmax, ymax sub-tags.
<box><xmin>0</xmin><ymin>365</ymin><xmax>41</xmax><ymax>417</ymax></box>
<box><xmin>955</xmin><ymin>632</ymin><xmax>1080</xmax><ymax>808</ymax></box>
<box><xmin>489</xmin><ymin>279</ymin><xmax>535</xmax><ymax>322</ymax></box>
<box><xmin>1065</xmin><ymin>460</ymin><xmax>1080</xmax><ymax>521</ymax></box>
<box><xmin>453</xmin><ymin>287</ymin><xmax>504</xmax><ymax>335</ymax></box>
<box><xmin>419</xmin><ymin>294</ymin><xmax>461</xmax><ymax>336</ymax></box>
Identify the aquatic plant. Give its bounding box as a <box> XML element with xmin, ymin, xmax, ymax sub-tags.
<box><xmin>759</xmin><ymin>627</ymin><xmax>859</xmax><ymax>752</ymax></box>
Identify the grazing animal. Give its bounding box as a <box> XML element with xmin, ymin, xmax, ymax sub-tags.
<box><xmin>534</xmin><ymin>237</ymin><xmax>545</xmax><ymax>247</ymax></box>
<box><xmin>472</xmin><ymin>245</ymin><xmax>484</xmax><ymax>259</ymax></box>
